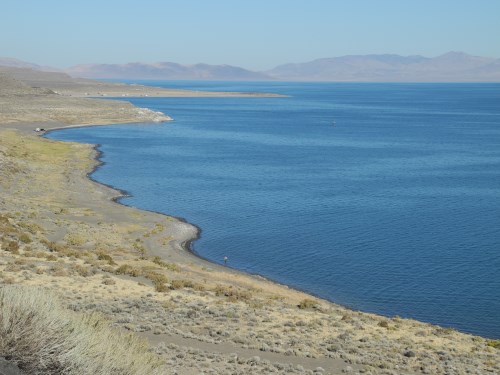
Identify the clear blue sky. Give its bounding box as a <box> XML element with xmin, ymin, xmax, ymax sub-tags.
<box><xmin>2</xmin><ymin>0</ymin><xmax>499</xmax><ymax>70</ymax></box>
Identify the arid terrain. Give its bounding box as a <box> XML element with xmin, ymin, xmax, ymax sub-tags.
<box><xmin>0</xmin><ymin>68</ymin><xmax>498</xmax><ymax>374</ymax></box>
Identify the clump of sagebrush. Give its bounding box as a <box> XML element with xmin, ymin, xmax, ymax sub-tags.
<box><xmin>115</xmin><ymin>263</ymin><xmax>142</xmax><ymax>277</ymax></box>
<box><xmin>214</xmin><ymin>284</ymin><xmax>251</xmax><ymax>301</ymax></box>
<box><xmin>0</xmin><ymin>285</ymin><xmax>164</xmax><ymax>374</ymax></box>
<box><xmin>486</xmin><ymin>340</ymin><xmax>500</xmax><ymax>349</ymax></box>
<box><xmin>297</xmin><ymin>298</ymin><xmax>318</xmax><ymax>309</ymax></box>
<box><xmin>152</xmin><ymin>256</ymin><xmax>180</xmax><ymax>272</ymax></box>
<box><xmin>97</xmin><ymin>251</ymin><xmax>116</xmax><ymax>265</ymax></box>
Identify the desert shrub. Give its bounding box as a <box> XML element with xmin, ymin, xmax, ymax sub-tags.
<box><xmin>486</xmin><ymin>340</ymin><xmax>500</xmax><ymax>349</ymax></box>
<box><xmin>170</xmin><ymin>279</ymin><xmax>194</xmax><ymax>290</ymax></box>
<box><xmin>133</xmin><ymin>240</ymin><xmax>146</xmax><ymax>258</ymax></box>
<box><xmin>0</xmin><ymin>285</ymin><xmax>164</xmax><ymax>374</ymax></box>
<box><xmin>73</xmin><ymin>264</ymin><xmax>93</xmax><ymax>277</ymax></box>
<box><xmin>14</xmin><ymin>258</ymin><xmax>28</xmax><ymax>265</ymax></box>
<box><xmin>50</xmin><ymin>264</ymin><xmax>69</xmax><ymax>277</ymax></box>
<box><xmin>6</xmin><ymin>241</ymin><xmax>20</xmax><ymax>254</ymax></box>
<box><xmin>150</xmin><ymin>223</ymin><xmax>165</xmax><ymax>234</ymax></box>
<box><xmin>5</xmin><ymin>263</ymin><xmax>22</xmax><ymax>272</ymax></box>
<box><xmin>151</xmin><ymin>256</ymin><xmax>180</xmax><ymax>272</ymax></box>
<box><xmin>297</xmin><ymin>298</ymin><xmax>318</xmax><ymax>310</ymax></box>
<box><xmin>44</xmin><ymin>241</ymin><xmax>71</xmax><ymax>254</ymax></box>
<box><xmin>18</xmin><ymin>221</ymin><xmax>43</xmax><ymax>234</ymax></box>
<box><xmin>341</xmin><ymin>314</ymin><xmax>353</xmax><ymax>322</ymax></box>
<box><xmin>52</xmin><ymin>245</ymin><xmax>81</xmax><ymax>258</ymax></box>
<box><xmin>22</xmin><ymin>250</ymin><xmax>36</xmax><ymax>258</ymax></box>
<box><xmin>214</xmin><ymin>285</ymin><xmax>252</xmax><ymax>302</ymax></box>
<box><xmin>144</xmin><ymin>271</ymin><xmax>168</xmax><ymax>285</ymax></box>
<box><xmin>102</xmin><ymin>278</ymin><xmax>116</xmax><ymax>286</ymax></box>
<box><xmin>378</xmin><ymin>320</ymin><xmax>390</xmax><ymax>329</ymax></box>
<box><xmin>45</xmin><ymin>254</ymin><xmax>58</xmax><ymax>261</ymax></box>
<box><xmin>97</xmin><ymin>252</ymin><xmax>116</xmax><ymax>265</ymax></box>
<box><xmin>144</xmin><ymin>224</ymin><xmax>166</xmax><ymax>238</ymax></box>
<box><xmin>192</xmin><ymin>283</ymin><xmax>206</xmax><ymax>292</ymax></box>
<box><xmin>116</xmin><ymin>264</ymin><xmax>132</xmax><ymax>274</ymax></box>
<box><xmin>434</xmin><ymin>327</ymin><xmax>456</xmax><ymax>336</ymax></box>
<box><xmin>19</xmin><ymin>233</ymin><xmax>32</xmax><ymax>244</ymax></box>
<box><xmin>100</xmin><ymin>265</ymin><xmax>115</xmax><ymax>273</ymax></box>
<box><xmin>154</xmin><ymin>282</ymin><xmax>168</xmax><ymax>293</ymax></box>
<box><xmin>64</xmin><ymin>232</ymin><xmax>86</xmax><ymax>246</ymax></box>
<box><xmin>115</xmin><ymin>264</ymin><xmax>141</xmax><ymax>277</ymax></box>
<box><xmin>2</xmin><ymin>276</ymin><xmax>15</xmax><ymax>284</ymax></box>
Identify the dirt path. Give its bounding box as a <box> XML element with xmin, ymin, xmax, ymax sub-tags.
<box><xmin>142</xmin><ymin>331</ymin><xmax>359</xmax><ymax>374</ymax></box>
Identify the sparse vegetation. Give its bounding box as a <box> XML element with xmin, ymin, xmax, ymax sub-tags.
<box><xmin>115</xmin><ymin>263</ymin><xmax>141</xmax><ymax>277</ymax></box>
<box><xmin>18</xmin><ymin>221</ymin><xmax>43</xmax><ymax>234</ymax></box>
<box><xmin>102</xmin><ymin>277</ymin><xmax>116</xmax><ymax>285</ymax></box>
<box><xmin>486</xmin><ymin>339</ymin><xmax>500</xmax><ymax>348</ymax></box>
<box><xmin>154</xmin><ymin>282</ymin><xmax>169</xmax><ymax>293</ymax></box>
<box><xmin>45</xmin><ymin>254</ymin><xmax>58</xmax><ymax>261</ymax></box>
<box><xmin>378</xmin><ymin>320</ymin><xmax>390</xmax><ymax>328</ymax></box>
<box><xmin>0</xmin><ymin>285</ymin><xmax>164</xmax><ymax>374</ymax></box>
<box><xmin>64</xmin><ymin>232</ymin><xmax>86</xmax><ymax>246</ymax></box>
<box><xmin>143</xmin><ymin>270</ymin><xmax>168</xmax><ymax>286</ymax></box>
<box><xmin>297</xmin><ymin>298</ymin><xmax>318</xmax><ymax>310</ymax></box>
<box><xmin>6</xmin><ymin>240</ymin><xmax>20</xmax><ymax>254</ymax></box>
<box><xmin>73</xmin><ymin>264</ymin><xmax>94</xmax><ymax>277</ymax></box>
<box><xmin>97</xmin><ymin>252</ymin><xmax>116</xmax><ymax>265</ymax></box>
<box><xmin>133</xmin><ymin>239</ymin><xmax>147</xmax><ymax>258</ymax></box>
<box><xmin>170</xmin><ymin>279</ymin><xmax>194</xmax><ymax>290</ymax></box>
<box><xmin>19</xmin><ymin>232</ymin><xmax>32</xmax><ymax>243</ymax></box>
<box><xmin>152</xmin><ymin>256</ymin><xmax>180</xmax><ymax>271</ymax></box>
<box><xmin>214</xmin><ymin>284</ymin><xmax>251</xmax><ymax>302</ymax></box>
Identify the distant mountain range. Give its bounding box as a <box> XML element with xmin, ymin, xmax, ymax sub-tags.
<box><xmin>65</xmin><ymin>62</ymin><xmax>270</xmax><ymax>80</ymax></box>
<box><xmin>0</xmin><ymin>56</ymin><xmax>57</xmax><ymax>72</ymax></box>
<box><xmin>267</xmin><ymin>52</ymin><xmax>500</xmax><ymax>82</ymax></box>
<box><xmin>1</xmin><ymin>52</ymin><xmax>500</xmax><ymax>81</ymax></box>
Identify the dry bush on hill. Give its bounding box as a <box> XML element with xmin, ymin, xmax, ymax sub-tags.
<box><xmin>0</xmin><ymin>285</ymin><xmax>165</xmax><ymax>374</ymax></box>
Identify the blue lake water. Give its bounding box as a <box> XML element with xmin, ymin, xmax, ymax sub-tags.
<box><xmin>47</xmin><ymin>82</ymin><xmax>500</xmax><ymax>339</ymax></box>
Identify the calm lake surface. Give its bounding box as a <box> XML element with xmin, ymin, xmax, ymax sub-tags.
<box><xmin>47</xmin><ymin>82</ymin><xmax>500</xmax><ymax>339</ymax></box>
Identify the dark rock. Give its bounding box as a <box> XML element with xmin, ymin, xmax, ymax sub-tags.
<box><xmin>404</xmin><ymin>350</ymin><xmax>416</xmax><ymax>358</ymax></box>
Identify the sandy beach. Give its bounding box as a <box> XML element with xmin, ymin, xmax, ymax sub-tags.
<box><xmin>1</xmin><ymin>67</ymin><xmax>499</xmax><ymax>374</ymax></box>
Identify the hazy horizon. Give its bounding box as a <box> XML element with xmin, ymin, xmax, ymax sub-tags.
<box><xmin>4</xmin><ymin>51</ymin><xmax>495</xmax><ymax>71</ymax></box>
<box><xmin>2</xmin><ymin>0</ymin><xmax>500</xmax><ymax>70</ymax></box>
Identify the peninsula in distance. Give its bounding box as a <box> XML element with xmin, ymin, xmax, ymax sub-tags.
<box><xmin>2</xmin><ymin>51</ymin><xmax>500</xmax><ymax>82</ymax></box>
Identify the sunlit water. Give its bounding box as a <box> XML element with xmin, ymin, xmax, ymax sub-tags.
<box><xmin>47</xmin><ymin>82</ymin><xmax>500</xmax><ymax>338</ymax></box>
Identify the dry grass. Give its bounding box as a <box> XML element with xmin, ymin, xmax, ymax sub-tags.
<box><xmin>214</xmin><ymin>284</ymin><xmax>251</xmax><ymax>302</ymax></box>
<box><xmin>297</xmin><ymin>298</ymin><xmax>318</xmax><ymax>310</ymax></box>
<box><xmin>152</xmin><ymin>256</ymin><xmax>180</xmax><ymax>272</ymax></box>
<box><xmin>115</xmin><ymin>263</ymin><xmax>142</xmax><ymax>277</ymax></box>
<box><xmin>0</xmin><ymin>285</ymin><xmax>165</xmax><ymax>374</ymax></box>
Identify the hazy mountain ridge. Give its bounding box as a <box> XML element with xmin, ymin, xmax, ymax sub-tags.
<box><xmin>66</xmin><ymin>61</ymin><xmax>270</xmax><ymax>80</ymax></box>
<box><xmin>0</xmin><ymin>56</ymin><xmax>61</xmax><ymax>72</ymax></box>
<box><xmin>267</xmin><ymin>52</ymin><xmax>500</xmax><ymax>81</ymax></box>
<box><xmin>1</xmin><ymin>52</ymin><xmax>500</xmax><ymax>81</ymax></box>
